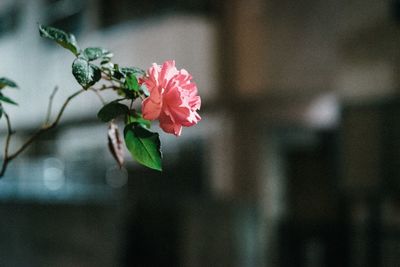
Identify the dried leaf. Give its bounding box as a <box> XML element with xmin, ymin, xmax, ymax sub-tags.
<box><xmin>108</xmin><ymin>122</ymin><xmax>124</xmax><ymax>168</ymax></box>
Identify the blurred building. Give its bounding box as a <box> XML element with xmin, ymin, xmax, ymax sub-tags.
<box><xmin>0</xmin><ymin>0</ymin><xmax>399</xmax><ymax>266</ymax></box>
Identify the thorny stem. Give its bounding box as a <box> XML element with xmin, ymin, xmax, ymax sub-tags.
<box><xmin>0</xmin><ymin>88</ymin><xmax>85</xmax><ymax>177</ymax></box>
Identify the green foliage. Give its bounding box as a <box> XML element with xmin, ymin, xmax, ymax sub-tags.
<box><xmin>0</xmin><ymin>77</ymin><xmax>18</xmax><ymax>120</ymax></box>
<box><xmin>97</xmin><ymin>102</ymin><xmax>129</xmax><ymax>122</ymax></box>
<box><xmin>83</xmin><ymin>47</ymin><xmax>113</xmax><ymax>62</ymax></box>
<box><xmin>111</xmin><ymin>66</ymin><xmax>146</xmax><ymax>81</ymax></box>
<box><xmin>112</xmin><ymin>64</ymin><xmax>124</xmax><ymax>80</ymax></box>
<box><xmin>72</xmin><ymin>57</ymin><xmax>101</xmax><ymax>89</ymax></box>
<box><xmin>126</xmin><ymin>112</ymin><xmax>151</xmax><ymax>129</ymax></box>
<box><xmin>0</xmin><ymin>23</ymin><xmax>187</xmax><ymax>176</ymax></box>
<box><xmin>124</xmin><ymin>123</ymin><xmax>162</xmax><ymax>171</ymax></box>
<box><xmin>0</xmin><ymin>78</ymin><xmax>17</xmax><ymax>89</ymax></box>
<box><xmin>120</xmin><ymin>67</ymin><xmax>146</xmax><ymax>76</ymax></box>
<box><xmin>124</xmin><ymin>73</ymin><xmax>140</xmax><ymax>92</ymax></box>
<box><xmin>123</xmin><ymin>72</ymin><xmax>150</xmax><ymax>97</ymax></box>
<box><xmin>32</xmin><ymin>24</ymin><xmax>169</xmax><ymax>172</ymax></box>
<box><xmin>38</xmin><ymin>24</ymin><xmax>80</xmax><ymax>56</ymax></box>
<box><xmin>100</xmin><ymin>63</ymin><xmax>114</xmax><ymax>78</ymax></box>
<box><xmin>0</xmin><ymin>93</ymin><xmax>17</xmax><ymax>105</ymax></box>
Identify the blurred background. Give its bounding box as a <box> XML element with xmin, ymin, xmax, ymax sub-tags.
<box><xmin>0</xmin><ymin>0</ymin><xmax>399</xmax><ymax>266</ymax></box>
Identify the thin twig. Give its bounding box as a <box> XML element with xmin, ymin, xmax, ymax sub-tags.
<box><xmin>10</xmin><ymin>89</ymin><xmax>84</xmax><ymax>160</ymax></box>
<box><xmin>101</xmin><ymin>70</ymin><xmax>123</xmax><ymax>84</ymax></box>
<box><xmin>0</xmin><ymin>88</ymin><xmax>85</xmax><ymax>177</ymax></box>
<box><xmin>93</xmin><ymin>85</ymin><xmax>118</xmax><ymax>91</ymax></box>
<box><xmin>45</xmin><ymin>86</ymin><xmax>58</xmax><ymax>125</ymax></box>
<box><xmin>89</xmin><ymin>88</ymin><xmax>106</xmax><ymax>105</ymax></box>
<box><xmin>101</xmin><ymin>85</ymin><xmax>118</xmax><ymax>91</ymax></box>
<box><xmin>50</xmin><ymin>89</ymin><xmax>85</xmax><ymax>130</ymax></box>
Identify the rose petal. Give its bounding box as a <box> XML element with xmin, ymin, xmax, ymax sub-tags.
<box><xmin>142</xmin><ymin>97</ymin><xmax>162</xmax><ymax>120</ymax></box>
<box><xmin>141</xmin><ymin>60</ymin><xmax>201</xmax><ymax>136</ymax></box>
<box><xmin>159</xmin><ymin>112</ymin><xmax>182</xmax><ymax>136</ymax></box>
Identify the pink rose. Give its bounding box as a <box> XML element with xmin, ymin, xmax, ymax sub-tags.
<box><xmin>141</xmin><ymin>60</ymin><xmax>201</xmax><ymax>136</ymax></box>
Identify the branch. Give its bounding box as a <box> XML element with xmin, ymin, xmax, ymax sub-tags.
<box><xmin>0</xmin><ymin>112</ymin><xmax>13</xmax><ymax>177</ymax></box>
<box><xmin>90</xmin><ymin>83</ymin><xmax>122</xmax><ymax>104</ymax></box>
<box><xmin>101</xmin><ymin>70</ymin><xmax>123</xmax><ymax>84</ymax></box>
<box><xmin>89</xmin><ymin>88</ymin><xmax>106</xmax><ymax>105</ymax></box>
<box><xmin>0</xmin><ymin>88</ymin><xmax>85</xmax><ymax>177</ymax></box>
<box><xmin>45</xmin><ymin>86</ymin><xmax>59</xmax><ymax>125</ymax></box>
<box><xmin>98</xmin><ymin>85</ymin><xmax>119</xmax><ymax>91</ymax></box>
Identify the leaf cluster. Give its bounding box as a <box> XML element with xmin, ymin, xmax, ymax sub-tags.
<box><xmin>38</xmin><ymin>24</ymin><xmax>162</xmax><ymax>171</ymax></box>
<box><xmin>0</xmin><ymin>78</ymin><xmax>18</xmax><ymax>119</ymax></box>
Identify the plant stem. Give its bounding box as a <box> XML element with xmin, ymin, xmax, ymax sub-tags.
<box><xmin>45</xmin><ymin>86</ymin><xmax>58</xmax><ymax>125</ymax></box>
<box><xmin>101</xmin><ymin>70</ymin><xmax>123</xmax><ymax>84</ymax></box>
<box><xmin>89</xmin><ymin>88</ymin><xmax>106</xmax><ymax>105</ymax></box>
<box><xmin>0</xmin><ymin>88</ymin><xmax>85</xmax><ymax>177</ymax></box>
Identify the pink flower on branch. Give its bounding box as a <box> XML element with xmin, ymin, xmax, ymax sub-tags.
<box><xmin>141</xmin><ymin>60</ymin><xmax>201</xmax><ymax>136</ymax></box>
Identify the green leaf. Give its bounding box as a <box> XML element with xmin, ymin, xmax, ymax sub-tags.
<box><xmin>0</xmin><ymin>93</ymin><xmax>17</xmax><ymax>105</ymax></box>
<box><xmin>126</xmin><ymin>112</ymin><xmax>151</xmax><ymax>129</ymax></box>
<box><xmin>0</xmin><ymin>78</ymin><xmax>18</xmax><ymax>89</ymax></box>
<box><xmin>97</xmin><ymin>102</ymin><xmax>129</xmax><ymax>122</ymax></box>
<box><xmin>72</xmin><ymin>57</ymin><xmax>101</xmax><ymax>89</ymax></box>
<box><xmin>109</xmin><ymin>64</ymin><xmax>123</xmax><ymax>80</ymax></box>
<box><xmin>101</xmin><ymin>63</ymin><xmax>114</xmax><ymax>77</ymax></box>
<box><xmin>83</xmin><ymin>47</ymin><xmax>113</xmax><ymax>61</ymax></box>
<box><xmin>124</xmin><ymin>73</ymin><xmax>140</xmax><ymax>92</ymax></box>
<box><xmin>38</xmin><ymin>24</ymin><xmax>80</xmax><ymax>56</ymax></box>
<box><xmin>124</xmin><ymin>124</ymin><xmax>162</xmax><ymax>171</ymax></box>
<box><xmin>120</xmin><ymin>67</ymin><xmax>146</xmax><ymax>76</ymax></box>
<box><xmin>100</xmin><ymin>58</ymin><xmax>112</xmax><ymax>65</ymax></box>
<box><xmin>113</xmin><ymin>70</ymin><xmax>124</xmax><ymax>80</ymax></box>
